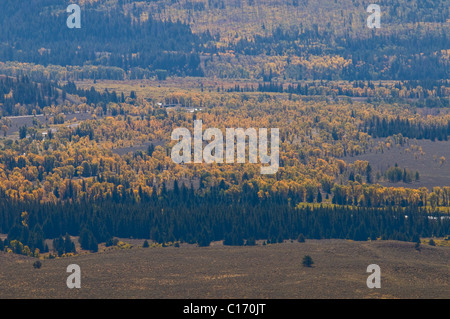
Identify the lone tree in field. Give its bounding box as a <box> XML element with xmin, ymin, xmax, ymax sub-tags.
<box><xmin>302</xmin><ymin>255</ymin><xmax>314</xmax><ymax>267</ymax></box>
<box><xmin>415</xmin><ymin>241</ymin><xmax>421</xmax><ymax>251</ymax></box>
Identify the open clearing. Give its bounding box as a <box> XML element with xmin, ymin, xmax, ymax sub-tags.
<box><xmin>343</xmin><ymin>139</ymin><xmax>450</xmax><ymax>189</ymax></box>
<box><xmin>0</xmin><ymin>240</ymin><xmax>448</xmax><ymax>299</ymax></box>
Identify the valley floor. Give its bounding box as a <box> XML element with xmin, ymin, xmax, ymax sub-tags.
<box><xmin>0</xmin><ymin>239</ymin><xmax>448</xmax><ymax>299</ymax></box>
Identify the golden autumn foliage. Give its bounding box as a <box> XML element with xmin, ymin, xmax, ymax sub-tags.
<box><xmin>0</xmin><ymin>87</ymin><xmax>449</xmax><ymax>210</ymax></box>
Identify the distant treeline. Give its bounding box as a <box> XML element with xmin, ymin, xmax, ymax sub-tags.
<box><xmin>363</xmin><ymin>116</ymin><xmax>450</xmax><ymax>141</ymax></box>
<box><xmin>0</xmin><ymin>76</ymin><xmax>127</xmax><ymax>116</ymax></box>
<box><xmin>228</xmin><ymin>24</ymin><xmax>449</xmax><ymax>81</ymax></box>
<box><xmin>0</xmin><ymin>76</ymin><xmax>60</xmax><ymax>115</ymax></box>
<box><xmin>0</xmin><ymin>185</ymin><xmax>448</xmax><ymax>253</ymax></box>
<box><xmin>225</xmin><ymin>80</ymin><xmax>449</xmax><ymax>103</ymax></box>
<box><xmin>62</xmin><ymin>81</ymin><xmax>123</xmax><ymax>106</ymax></box>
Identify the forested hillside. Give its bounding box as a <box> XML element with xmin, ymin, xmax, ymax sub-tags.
<box><xmin>0</xmin><ymin>0</ymin><xmax>448</xmax><ymax>81</ymax></box>
<box><xmin>0</xmin><ymin>0</ymin><xmax>206</xmax><ymax>77</ymax></box>
<box><xmin>143</xmin><ymin>0</ymin><xmax>450</xmax><ymax>81</ymax></box>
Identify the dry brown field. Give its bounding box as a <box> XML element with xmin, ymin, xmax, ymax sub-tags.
<box><xmin>1</xmin><ymin>239</ymin><xmax>448</xmax><ymax>299</ymax></box>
